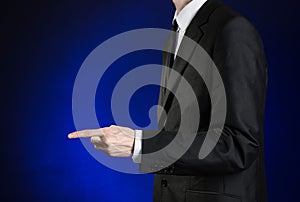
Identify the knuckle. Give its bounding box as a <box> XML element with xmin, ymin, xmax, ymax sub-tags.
<box><xmin>91</xmin><ymin>136</ymin><xmax>100</xmax><ymax>144</ymax></box>
<box><xmin>90</xmin><ymin>137</ymin><xmax>96</xmax><ymax>144</ymax></box>
<box><xmin>110</xmin><ymin>125</ymin><xmax>118</xmax><ymax>131</ymax></box>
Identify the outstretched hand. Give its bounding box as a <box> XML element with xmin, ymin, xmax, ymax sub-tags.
<box><xmin>68</xmin><ymin>125</ymin><xmax>135</xmax><ymax>157</ymax></box>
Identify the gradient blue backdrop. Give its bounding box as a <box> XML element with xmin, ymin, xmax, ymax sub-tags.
<box><xmin>2</xmin><ymin>0</ymin><xmax>299</xmax><ymax>201</ymax></box>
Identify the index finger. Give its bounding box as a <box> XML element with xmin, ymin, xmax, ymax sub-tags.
<box><xmin>68</xmin><ymin>128</ymin><xmax>104</xmax><ymax>139</ymax></box>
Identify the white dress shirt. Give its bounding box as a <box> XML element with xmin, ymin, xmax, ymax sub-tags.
<box><xmin>173</xmin><ymin>0</ymin><xmax>207</xmax><ymax>57</ymax></box>
<box><xmin>132</xmin><ymin>0</ymin><xmax>208</xmax><ymax>163</ymax></box>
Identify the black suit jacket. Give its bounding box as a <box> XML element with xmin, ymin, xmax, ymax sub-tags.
<box><xmin>139</xmin><ymin>0</ymin><xmax>268</xmax><ymax>201</ymax></box>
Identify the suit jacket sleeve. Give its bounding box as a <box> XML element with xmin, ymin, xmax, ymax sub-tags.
<box><xmin>139</xmin><ymin>17</ymin><xmax>268</xmax><ymax>175</ymax></box>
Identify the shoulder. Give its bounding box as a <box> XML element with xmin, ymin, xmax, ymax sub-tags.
<box><xmin>210</xmin><ymin>5</ymin><xmax>263</xmax><ymax>51</ymax></box>
<box><xmin>210</xmin><ymin>5</ymin><xmax>258</xmax><ymax>35</ymax></box>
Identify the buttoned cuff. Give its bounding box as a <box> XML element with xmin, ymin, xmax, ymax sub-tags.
<box><xmin>132</xmin><ymin>130</ymin><xmax>142</xmax><ymax>163</ymax></box>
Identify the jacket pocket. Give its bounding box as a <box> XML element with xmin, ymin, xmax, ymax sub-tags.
<box><xmin>185</xmin><ymin>190</ymin><xmax>242</xmax><ymax>202</ymax></box>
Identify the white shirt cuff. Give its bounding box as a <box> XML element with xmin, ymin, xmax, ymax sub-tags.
<box><xmin>132</xmin><ymin>130</ymin><xmax>142</xmax><ymax>163</ymax></box>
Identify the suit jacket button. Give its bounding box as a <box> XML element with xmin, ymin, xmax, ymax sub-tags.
<box><xmin>161</xmin><ymin>178</ymin><xmax>168</xmax><ymax>187</ymax></box>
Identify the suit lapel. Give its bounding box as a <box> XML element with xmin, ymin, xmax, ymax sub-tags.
<box><xmin>161</xmin><ymin>0</ymin><xmax>222</xmax><ymax>111</ymax></box>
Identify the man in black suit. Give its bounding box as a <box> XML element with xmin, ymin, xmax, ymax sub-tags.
<box><xmin>69</xmin><ymin>0</ymin><xmax>268</xmax><ymax>201</ymax></box>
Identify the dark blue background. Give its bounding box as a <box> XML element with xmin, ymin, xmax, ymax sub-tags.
<box><xmin>2</xmin><ymin>0</ymin><xmax>299</xmax><ymax>201</ymax></box>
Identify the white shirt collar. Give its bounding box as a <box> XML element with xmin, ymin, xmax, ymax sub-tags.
<box><xmin>173</xmin><ymin>0</ymin><xmax>207</xmax><ymax>32</ymax></box>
